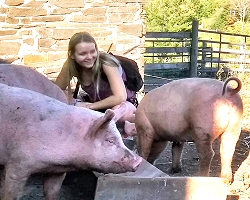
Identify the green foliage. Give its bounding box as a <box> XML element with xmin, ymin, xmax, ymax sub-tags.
<box><xmin>146</xmin><ymin>0</ymin><xmax>250</xmax><ymax>33</ymax></box>
<box><xmin>201</xmin><ymin>6</ymin><xmax>229</xmax><ymax>30</ymax></box>
<box><xmin>225</xmin><ymin>21</ymin><xmax>250</xmax><ymax>35</ymax></box>
<box><xmin>146</xmin><ymin>0</ymin><xmax>204</xmax><ymax>31</ymax></box>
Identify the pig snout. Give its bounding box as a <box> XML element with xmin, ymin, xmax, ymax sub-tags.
<box><xmin>122</xmin><ymin>149</ymin><xmax>142</xmax><ymax>172</ymax></box>
<box><xmin>124</xmin><ymin>121</ymin><xmax>137</xmax><ymax>137</ymax></box>
<box><xmin>132</xmin><ymin>156</ymin><xmax>142</xmax><ymax>171</ymax></box>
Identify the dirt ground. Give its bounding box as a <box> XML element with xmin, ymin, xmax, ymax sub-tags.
<box><xmin>18</xmin><ymin>129</ymin><xmax>250</xmax><ymax>200</ymax></box>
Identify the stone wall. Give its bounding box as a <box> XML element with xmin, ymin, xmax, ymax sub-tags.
<box><xmin>0</xmin><ymin>0</ymin><xmax>147</xmax><ymax>82</ymax></box>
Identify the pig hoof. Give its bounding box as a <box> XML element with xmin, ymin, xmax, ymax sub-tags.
<box><xmin>171</xmin><ymin>167</ymin><xmax>182</xmax><ymax>173</ymax></box>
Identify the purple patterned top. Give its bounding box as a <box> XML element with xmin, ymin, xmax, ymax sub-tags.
<box><xmin>82</xmin><ymin>69</ymin><xmax>137</xmax><ymax>104</ymax></box>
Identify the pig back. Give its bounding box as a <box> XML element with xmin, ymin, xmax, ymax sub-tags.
<box><xmin>0</xmin><ymin>83</ymin><xmax>88</xmax><ymax>146</ymax></box>
<box><xmin>139</xmin><ymin>77</ymin><xmax>236</xmax><ymax>114</ymax></box>
<box><xmin>0</xmin><ymin>64</ymin><xmax>68</xmax><ymax>103</ymax></box>
<box><xmin>136</xmin><ymin>78</ymin><xmax>242</xmax><ymax>137</ymax></box>
<box><xmin>135</xmin><ymin>79</ymin><xmax>196</xmax><ymax>135</ymax></box>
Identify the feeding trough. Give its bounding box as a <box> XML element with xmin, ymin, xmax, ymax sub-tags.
<box><xmin>94</xmin><ymin>159</ymin><xmax>228</xmax><ymax>200</ymax></box>
<box><xmin>95</xmin><ymin>175</ymin><xmax>228</xmax><ymax>200</ymax></box>
<box><xmin>94</xmin><ymin>134</ymin><xmax>228</xmax><ymax>200</ymax></box>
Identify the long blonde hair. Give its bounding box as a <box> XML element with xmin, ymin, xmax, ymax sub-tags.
<box><xmin>65</xmin><ymin>31</ymin><xmax>120</xmax><ymax>96</ymax></box>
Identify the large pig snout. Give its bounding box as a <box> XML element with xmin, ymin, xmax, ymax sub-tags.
<box><xmin>132</xmin><ymin>155</ymin><xmax>142</xmax><ymax>171</ymax></box>
<box><xmin>123</xmin><ymin>149</ymin><xmax>142</xmax><ymax>172</ymax></box>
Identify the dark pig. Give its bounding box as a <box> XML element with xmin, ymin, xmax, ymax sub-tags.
<box><xmin>134</xmin><ymin>77</ymin><xmax>243</xmax><ymax>182</ymax></box>
<box><xmin>0</xmin><ymin>83</ymin><xmax>142</xmax><ymax>200</ymax></box>
<box><xmin>0</xmin><ymin>62</ymin><xmax>68</xmax><ymax>103</ymax></box>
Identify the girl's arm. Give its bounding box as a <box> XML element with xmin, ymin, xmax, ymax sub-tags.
<box><xmin>79</xmin><ymin>64</ymin><xmax>127</xmax><ymax>110</ymax></box>
<box><xmin>55</xmin><ymin>63</ymin><xmax>76</xmax><ymax>104</ymax></box>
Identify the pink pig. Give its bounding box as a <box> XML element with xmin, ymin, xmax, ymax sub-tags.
<box><xmin>134</xmin><ymin>77</ymin><xmax>243</xmax><ymax>182</ymax></box>
<box><xmin>0</xmin><ymin>62</ymin><xmax>68</xmax><ymax>103</ymax></box>
<box><xmin>0</xmin><ymin>83</ymin><xmax>142</xmax><ymax>200</ymax></box>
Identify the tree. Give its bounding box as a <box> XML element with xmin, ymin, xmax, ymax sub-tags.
<box><xmin>146</xmin><ymin>0</ymin><xmax>203</xmax><ymax>31</ymax></box>
<box><xmin>230</xmin><ymin>0</ymin><xmax>250</xmax><ymax>23</ymax></box>
<box><xmin>146</xmin><ymin>0</ymin><xmax>229</xmax><ymax>32</ymax></box>
<box><xmin>200</xmin><ymin>0</ymin><xmax>230</xmax><ymax>30</ymax></box>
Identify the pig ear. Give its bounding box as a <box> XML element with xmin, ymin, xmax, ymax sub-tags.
<box><xmin>112</xmin><ymin>102</ymin><xmax>127</xmax><ymax>122</ymax></box>
<box><xmin>87</xmin><ymin>109</ymin><xmax>115</xmax><ymax>137</ymax></box>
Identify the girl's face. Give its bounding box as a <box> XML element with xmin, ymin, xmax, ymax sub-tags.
<box><xmin>71</xmin><ymin>42</ymin><xmax>98</xmax><ymax>69</ymax></box>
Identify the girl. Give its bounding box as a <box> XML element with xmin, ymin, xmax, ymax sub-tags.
<box><xmin>55</xmin><ymin>32</ymin><xmax>137</xmax><ymax>122</ymax></box>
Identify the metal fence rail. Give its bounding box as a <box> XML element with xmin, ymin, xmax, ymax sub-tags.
<box><xmin>144</xmin><ymin>20</ymin><xmax>250</xmax><ymax>92</ymax></box>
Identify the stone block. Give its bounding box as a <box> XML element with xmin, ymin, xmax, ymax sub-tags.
<box><xmin>0</xmin><ymin>41</ymin><xmax>21</xmax><ymax>56</ymax></box>
<box><xmin>19</xmin><ymin>29</ymin><xmax>33</xmax><ymax>36</ymax></box>
<box><xmin>48</xmin><ymin>52</ymin><xmax>67</xmax><ymax>62</ymax></box>
<box><xmin>49</xmin><ymin>0</ymin><xmax>85</xmax><ymax>8</ymax></box>
<box><xmin>90</xmin><ymin>29</ymin><xmax>113</xmax><ymax>38</ymax></box>
<box><xmin>50</xmin><ymin>8</ymin><xmax>73</xmax><ymax>15</ymax></box>
<box><xmin>82</xmin><ymin>7</ymin><xmax>107</xmax><ymax>15</ymax></box>
<box><xmin>35</xmin><ymin>27</ymin><xmax>52</xmax><ymax>38</ymax></box>
<box><xmin>0</xmin><ymin>16</ymin><xmax>6</xmax><ymax>22</ymax></box>
<box><xmin>45</xmin><ymin>21</ymin><xmax>69</xmax><ymax>28</ymax></box>
<box><xmin>108</xmin><ymin>4</ymin><xmax>139</xmax><ymax>13</ymax></box>
<box><xmin>0</xmin><ymin>29</ymin><xmax>18</xmax><ymax>36</ymax></box>
<box><xmin>0</xmin><ymin>7</ymin><xmax>8</xmax><ymax>14</ymax></box>
<box><xmin>32</xmin><ymin>15</ymin><xmax>65</xmax><ymax>22</ymax></box>
<box><xmin>99</xmin><ymin>44</ymin><xmax>116</xmax><ymax>52</ymax></box>
<box><xmin>53</xmin><ymin>29</ymin><xmax>80</xmax><ymax>40</ymax></box>
<box><xmin>55</xmin><ymin>40</ymin><xmax>69</xmax><ymax>47</ymax></box>
<box><xmin>71</xmin><ymin>15</ymin><xmax>107</xmax><ymax>23</ymax></box>
<box><xmin>0</xmin><ymin>35</ymin><xmax>21</xmax><ymax>40</ymax></box>
<box><xmin>24</xmin><ymin>38</ymin><xmax>34</xmax><ymax>46</ymax></box>
<box><xmin>95</xmin><ymin>176</ymin><xmax>228</xmax><ymax>200</ymax></box>
<box><xmin>109</xmin><ymin>13</ymin><xmax>139</xmax><ymax>23</ymax></box>
<box><xmin>19</xmin><ymin>17</ymin><xmax>31</xmax><ymax>24</ymax></box>
<box><xmin>22</xmin><ymin>0</ymin><xmax>46</xmax><ymax>8</ymax></box>
<box><xmin>8</xmin><ymin>7</ymin><xmax>47</xmax><ymax>17</ymax></box>
<box><xmin>118</xmin><ymin>23</ymin><xmax>143</xmax><ymax>36</ymax></box>
<box><xmin>5</xmin><ymin>17</ymin><xmax>19</xmax><ymax>24</ymax></box>
<box><xmin>38</xmin><ymin>38</ymin><xmax>55</xmax><ymax>48</ymax></box>
<box><xmin>23</xmin><ymin>54</ymin><xmax>48</xmax><ymax>64</ymax></box>
<box><xmin>5</xmin><ymin>0</ymin><xmax>24</xmax><ymax>6</ymax></box>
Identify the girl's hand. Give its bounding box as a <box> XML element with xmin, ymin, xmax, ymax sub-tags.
<box><xmin>75</xmin><ymin>102</ymin><xmax>92</xmax><ymax>109</ymax></box>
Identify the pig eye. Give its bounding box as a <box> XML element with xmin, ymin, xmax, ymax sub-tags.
<box><xmin>107</xmin><ymin>138</ymin><xmax>115</xmax><ymax>144</ymax></box>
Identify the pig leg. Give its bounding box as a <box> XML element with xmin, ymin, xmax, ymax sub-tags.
<box><xmin>193</xmin><ymin>128</ymin><xmax>215</xmax><ymax>176</ymax></box>
<box><xmin>220</xmin><ymin>129</ymin><xmax>241</xmax><ymax>183</ymax></box>
<box><xmin>195</xmin><ymin>138</ymin><xmax>215</xmax><ymax>176</ymax></box>
<box><xmin>137</xmin><ymin>127</ymin><xmax>155</xmax><ymax>161</ymax></box>
<box><xmin>43</xmin><ymin>172</ymin><xmax>66</xmax><ymax>200</ymax></box>
<box><xmin>1</xmin><ymin>164</ymin><xmax>29</xmax><ymax>200</ymax></box>
<box><xmin>147</xmin><ymin>140</ymin><xmax>169</xmax><ymax>164</ymax></box>
<box><xmin>171</xmin><ymin>142</ymin><xmax>184</xmax><ymax>173</ymax></box>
